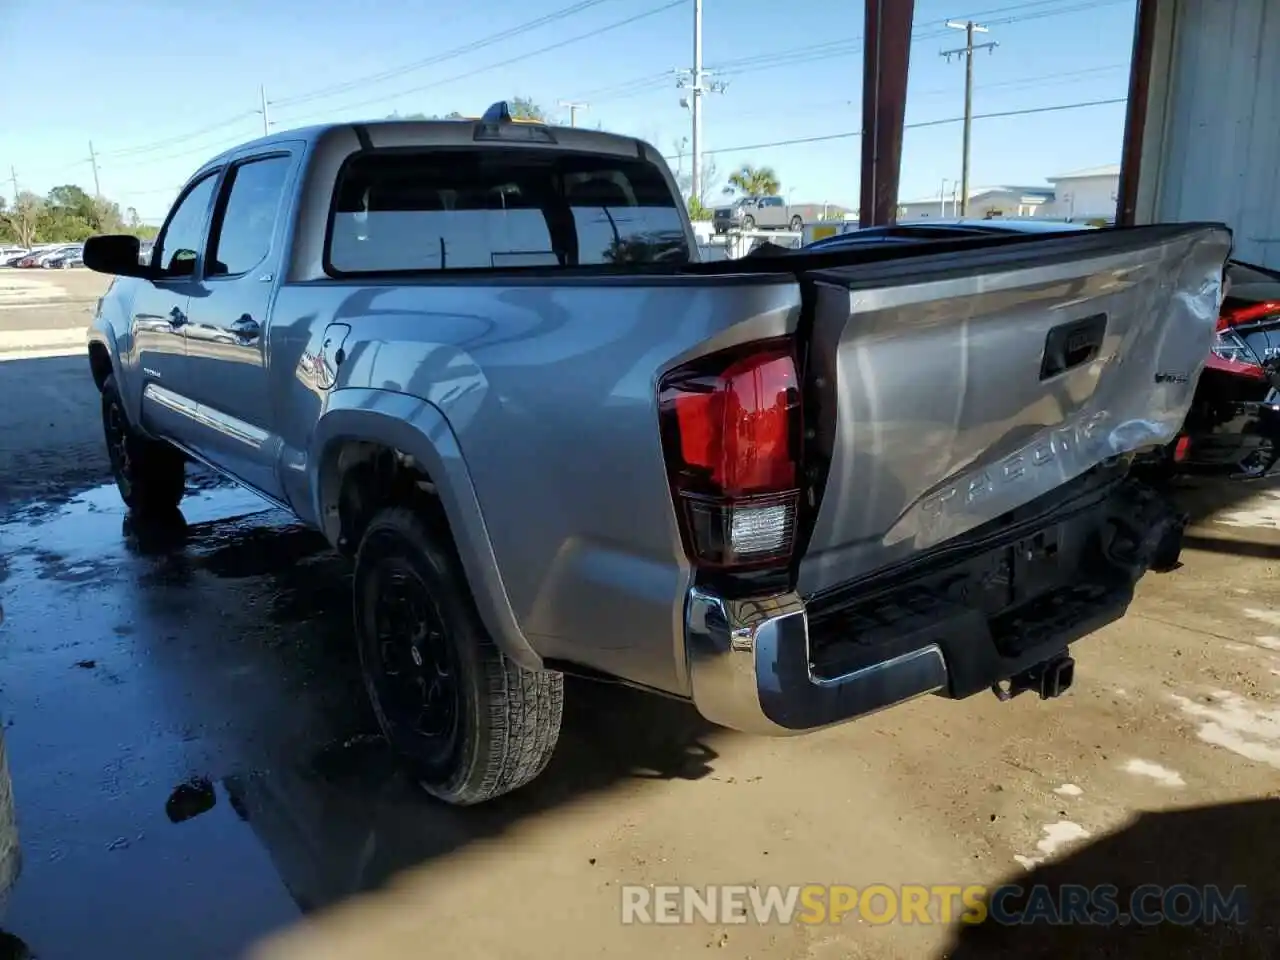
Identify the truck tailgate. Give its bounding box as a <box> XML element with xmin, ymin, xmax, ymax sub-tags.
<box><xmin>796</xmin><ymin>223</ymin><xmax>1232</xmax><ymax>596</ymax></box>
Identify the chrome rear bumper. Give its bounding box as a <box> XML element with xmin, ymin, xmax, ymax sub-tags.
<box><xmin>685</xmin><ymin>473</ymin><xmax>1181</xmax><ymax>736</ymax></box>
<box><xmin>685</xmin><ymin>588</ymin><xmax>948</xmax><ymax>735</ymax></box>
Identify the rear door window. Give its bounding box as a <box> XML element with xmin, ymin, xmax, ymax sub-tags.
<box><xmin>207</xmin><ymin>155</ymin><xmax>292</xmax><ymax>277</ymax></box>
<box><xmin>327</xmin><ymin>148</ymin><xmax>690</xmax><ymax>274</ymax></box>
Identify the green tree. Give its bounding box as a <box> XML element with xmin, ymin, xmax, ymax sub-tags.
<box><xmin>686</xmin><ymin>197</ymin><xmax>712</xmax><ymax>221</ymax></box>
<box><xmin>724</xmin><ymin>164</ymin><xmax>781</xmax><ymax>198</ymax></box>
<box><xmin>0</xmin><ymin>192</ymin><xmax>44</xmax><ymax>248</ymax></box>
<box><xmin>509</xmin><ymin>97</ymin><xmax>548</xmax><ymax>122</ymax></box>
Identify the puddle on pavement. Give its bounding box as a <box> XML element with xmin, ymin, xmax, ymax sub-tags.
<box><xmin>0</xmin><ymin>477</ymin><xmax>728</xmax><ymax>958</ymax></box>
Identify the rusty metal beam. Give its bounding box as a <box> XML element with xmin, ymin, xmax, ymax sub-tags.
<box><xmin>859</xmin><ymin>0</ymin><xmax>916</xmax><ymax>227</ymax></box>
<box><xmin>1116</xmin><ymin>0</ymin><xmax>1160</xmax><ymax>226</ymax></box>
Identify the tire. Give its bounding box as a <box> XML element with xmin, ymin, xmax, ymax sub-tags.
<box><xmin>789</xmin><ymin>215</ymin><xmax>803</xmax><ymax>230</ymax></box>
<box><xmin>742</xmin><ymin>215</ymin><xmax>756</xmax><ymax>230</ymax></box>
<box><xmin>101</xmin><ymin>374</ymin><xmax>186</xmax><ymax>515</ymax></box>
<box><xmin>353</xmin><ymin>507</ymin><xmax>563</xmax><ymax>805</ymax></box>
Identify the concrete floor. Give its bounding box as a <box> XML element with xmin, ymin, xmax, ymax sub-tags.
<box><xmin>0</xmin><ymin>334</ymin><xmax>1278</xmax><ymax>959</ymax></box>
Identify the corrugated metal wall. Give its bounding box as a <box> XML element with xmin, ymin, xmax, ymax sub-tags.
<box><xmin>1145</xmin><ymin>0</ymin><xmax>1280</xmax><ymax>267</ymax></box>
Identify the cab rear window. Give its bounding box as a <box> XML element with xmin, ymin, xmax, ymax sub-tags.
<box><xmin>326</xmin><ymin>148</ymin><xmax>691</xmax><ymax>274</ymax></box>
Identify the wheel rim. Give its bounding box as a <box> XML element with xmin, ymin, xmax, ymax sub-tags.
<box><xmin>104</xmin><ymin>399</ymin><xmax>133</xmax><ymax>499</ymax></box>
<box><xmin>364</xmin><ymin>558</ymin><xmax>460</xmax><ymax>757</ymax></box>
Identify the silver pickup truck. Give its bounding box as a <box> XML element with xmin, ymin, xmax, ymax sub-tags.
<box><xmin>83</xmin><ymin>102</ymin><xmax>1231</xmax><ymax>806</ymax></box>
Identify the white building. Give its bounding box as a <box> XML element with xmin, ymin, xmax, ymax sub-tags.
<box><xmin>898</xmin><ymin>185</ymin><xmax>1055</xmax><ymax>221</ymax></box>
<box><xmin>1044</xmin><ymin>164</ymin><xmax>1121</xmax><ymax>222</ymax></box>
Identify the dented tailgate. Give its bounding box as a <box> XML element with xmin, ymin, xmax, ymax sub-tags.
<box><xmin>796</xmin><ymin>223</ymin><xmax>1233</xmax><ymax>596</ymax></box>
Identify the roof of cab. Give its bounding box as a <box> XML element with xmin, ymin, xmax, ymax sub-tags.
<box><xmin>198</xmin><ymin>101</ymin><xmax>651</xmax><ymax>170</ymax></box>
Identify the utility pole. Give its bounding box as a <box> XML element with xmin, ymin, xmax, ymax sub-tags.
<box><xmin>558</xmin><ymin>100</ymin><xmax>589</xmax><ymax>127</ymax></box>
<box><xmin>941</xmin><ymin>20</ymin><xmax>997</xmax><ymax>216</ymax></box>
<box><xmin>676</xmin><ymin>0</ymin><xmax>725</xmax><ymax>205</ymax></box>
<box><xmin>87</xmin><ymin>141</ymin><xmax>101</xmax><ymax>198</ymax></box>
<box><xmin>6</xmin><ymin>166</ymin><xmax>17</xmax><ymax>206</ymax></box>
<box><xmin>258</xmin><ymin>85</ymin><xmax>271</xmax><ymax>136</ymax></box>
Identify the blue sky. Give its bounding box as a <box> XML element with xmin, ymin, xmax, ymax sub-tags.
<box><xmin>1</xmin><ymin>0</ymin><xmax>1137</xmax><ymax>221</ymax></box>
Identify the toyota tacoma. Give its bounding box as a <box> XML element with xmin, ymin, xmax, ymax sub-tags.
<box><xmin>83</xmin><ymin>103</ymin><xmax>1232</xmax><ymax>805</ymax></box>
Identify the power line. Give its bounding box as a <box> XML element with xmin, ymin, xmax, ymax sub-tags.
<box><xmin>39</xmin><ymin>0</ymin><xmax>1125</xmax><ymax>175</ymax></box>
<box><xmin>574</xmin><ymin>0</ymin><xmax>1128</xmax><ymax>106</ymax></box>
<box><xmin>81</xmin><ymin>1</ymin><xmax>637</xmax><ymax>162</ymax></box>
<box><xmin>268</xmin><ymin>0</ymin><xmax>618</xmax><ymax>110</ymax></box>
<box><xmin>668</xmin><ymin>96</ymin><xmax>1127</xmax><ymax>159</ymax></box>
<box><xmin>97</xmin><ymin>112</ymin><xmax>259</xmax><ymax>159</ymax></box>
<box><xmin>274</xmin><ymin>0</ymin><xmax>685</xmax><ymax>125</ymax></box>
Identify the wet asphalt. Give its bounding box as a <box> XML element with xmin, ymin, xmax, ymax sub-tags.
<box><xmin>0</xmin><ymin>475</ymin><xmax>707</xmax><ymax>959</ymax></box>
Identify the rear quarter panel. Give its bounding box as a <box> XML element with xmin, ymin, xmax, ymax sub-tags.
<box><xmin>268</xmin><ymin>276</ymin><xmax>800</xmax><ymax>695</ymax></box>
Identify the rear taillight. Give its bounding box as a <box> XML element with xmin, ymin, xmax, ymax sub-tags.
<box><xmin>1211</xmin><ymin>301</ymin><xmax>1280</xmax><ymax>379</ymax></box>
<box><xmin>658</xmin><ymin>340</ymin><xmax>802</xmax><ymax>569</ymax></box>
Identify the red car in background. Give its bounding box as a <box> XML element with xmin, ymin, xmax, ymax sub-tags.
<box><xmin>1172</xmin><ymin>259</ymin><xmax>1280</xmax><ymax>479</ymax></box>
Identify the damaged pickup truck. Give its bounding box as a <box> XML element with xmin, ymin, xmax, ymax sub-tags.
<box><xmin>83</xmin><ymin>103</ymin><xmax>1232</xmax><ymax>805</ymax></box>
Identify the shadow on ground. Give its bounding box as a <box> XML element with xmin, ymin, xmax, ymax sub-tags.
<box><xmin>942</xmin><ymin>798</ymin><xmax>1280</xmax><ymax>959</ymax></box>
<box><xmin>0</xmin><ymin>483</ymin><xmax>721</xmax><ymax>956</ymax></box>
<box><xmin>1171</xmin><ymin>476</ymin><xmax>1280</xmax><ymax>561</ymax></box>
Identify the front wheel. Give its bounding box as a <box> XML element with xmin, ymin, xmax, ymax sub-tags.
<box><xmin>741</xmin><ymin>215</ymin><xmax>756</xmax><ymax>230</ymax></box>
<box><xmin>790</xmin><ymin>215</ymin><xmax>803</xmax><ymax>230</ymax></box>
<box><xmin>101</xmin><ymin>375</ymin><xmax>186</xmax><ymax>515</ymax></box>
<box><xmin>354</xmin><ymin>507</ymin><xmax>563</xmax><ymax>805</ymax></box>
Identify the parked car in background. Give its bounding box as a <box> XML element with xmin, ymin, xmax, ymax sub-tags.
<box><xmin>0</xmin><ymin>246</ymin><xmax>29</xmax><ymax>265</ymax></box>
<box><xmin>13</xmin><ymin>245</ymin><xmax>77</xmax><ymax>268</ymax></box>
<box><xmin>713</xmin><ymin>195</ymin><xmax>806</xmax><ymax>233</ymax></box>
<box><xmin>83</xmin><ymin>105</ymin><xmax>1228</xmax><ymax>805</ymax></box>
<box><xmin>44</xmin><ymin>246</ymin><xmax>84</xmax><ymax>269</ymax></box>
<box><xmin>803</xmin><ymin>218</ymin><xmax>1279</xmax><ymax>481</ymax></box>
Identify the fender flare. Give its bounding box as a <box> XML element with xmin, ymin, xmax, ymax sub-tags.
<box><xmin>86</xmin><ymin>320</ymin><xmax>145</xmax><ymax>426</ymax></box>
<box><xmin>310</xmin><ymin>388</ymin><xmax>543</xmax><ymax>671</ymax></box>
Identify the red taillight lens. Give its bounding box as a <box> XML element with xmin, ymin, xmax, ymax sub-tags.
<box><xmin>1216</xmin><ymin>300</ymin><xmax>1280</xmax><ymax>332</ymax></box>
<box><xmin>658</xmin><ymin>341</ymin><xmax>802</xmax><ymax>569</ymax></box>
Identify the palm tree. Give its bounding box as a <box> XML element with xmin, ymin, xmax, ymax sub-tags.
<box><xmin>725</xmin><ymin>164</ymin><xmax>781</xmax><ymax>198</ymax></box>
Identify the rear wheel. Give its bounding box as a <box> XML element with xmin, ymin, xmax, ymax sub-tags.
<box><xmin>101</xmin><ymin>375</ymin><xmax>185</xmax><ymax>515</ymax></box>
<box><xmin>354</xmin><ymin>507</ymin><xmax>563</xmax><ymax>805</ymax></box>
<box><xmin>790</xmin><ymin>215</ymin><xmax>803</xmax><ymax>230</ymax></box>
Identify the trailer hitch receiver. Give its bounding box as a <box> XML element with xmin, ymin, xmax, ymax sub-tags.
<box><xmin>992</xmin><ymin>653</ymin><xmax>1075</xmax><ymax>702</ymax></box>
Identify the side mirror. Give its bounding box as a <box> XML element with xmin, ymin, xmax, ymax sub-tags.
<box><xmin>83</xmin><ymin>235</ymin><xmax>152</xmax><ymax>279</ymax></box>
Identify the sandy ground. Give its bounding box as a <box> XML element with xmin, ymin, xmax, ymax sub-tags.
<box><xmin>0</xmin><ymin>268</ymin><xmax>109</xmax><ymax>339</ymax></box>
<box><xmin>0</xmin><ymin>319</ymin><xmax>1277</xmax><ymax>959</ymax></box>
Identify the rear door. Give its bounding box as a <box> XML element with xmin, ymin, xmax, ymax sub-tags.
<box><xmin>792</xmin><ymin>224</ymin><xmax>1233</xmax><ymax>595</ymax></box>
<box><xmin>181</xmin><ymin>150</ymin><xmax>297</xmax><ymax>499</ymax></box>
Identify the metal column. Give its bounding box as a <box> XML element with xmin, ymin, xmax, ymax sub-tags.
<box><xmin>1116</xmin><ymin>0</ymin><xmax>1161</xmax><ymax>226</ymax></box>
<box><xmin>859</xmin><ymin>0</ymin><xmax>916</xmax><ymax>227</ymax></box>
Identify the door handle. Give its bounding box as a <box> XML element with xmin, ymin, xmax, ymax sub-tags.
<box><xmin>230</xmin><ymin>315</ymin><xmax>261</xmax><ymax>343</ymax></box>
<box><xmin>168</xmin><ymin>306</ymin><xmax>187</xmax><ymax>328</ymax></box>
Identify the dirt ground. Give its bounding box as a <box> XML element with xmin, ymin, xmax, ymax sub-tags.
<box><xmin>0</xmin><ymin>334</ymin><xmax>1278</xmax><ymax>959</ymax></box>
<box><xmin>0</xmin><ymin>268</ymin><xmax>109</xmax><ymax>335</ymax></box>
